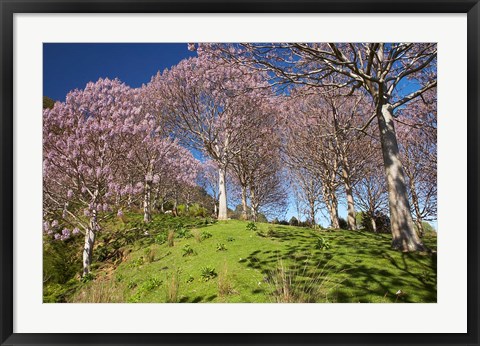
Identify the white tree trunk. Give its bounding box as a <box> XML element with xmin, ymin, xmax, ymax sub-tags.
<box><xmin>309</xmin><ymin>200</ymin><xmax>316</xmax><ymax>227</ymax></box>
<box><xmin>415</xmin><ymin>218</ymin><xmax>424</xmax><ymax>237</ymax></box>
<box><xmin>409</xmin><ymin>177</ymin><xmax>425</xmax><ymax>237</ymax></box>
<box><xmin>328</xmin><ymin>195</ymin><xmax>340</xmax><ymax>229</ymax></box>
<box><xmin>82</xmin><ymin>211</ymin><xmax>97</xmax><ymax>277</ymax></box>
<box><xmin>323</xmin><ymin>187</ymin><xmax>339</xmax><ymax>228</ymax></box>
<box><xmin>377</xmin><ymin>104</ymin><xmax>425</xmax><ymax>251</ymax></box>
<box><xmin>250</xmin><ymin>190</ymin><xmax>259</xmax><ymax>222</ymax></box>
<box><xmin>241</xmin><ymin>186</ymin><xmax>248</xmax><ymax>220</ymax></box>
<box><xmin>370</xmin><ymin>214</ymin><xmax>377</xmax><ymax>233</ymax></box>
<box><xmin>152</xmin><ymin>186</ymin><xmax>160</xmax><ymax>212</ymax></box>
<box><xmin>217</xmin><ymin>167</ymin><xmax>228</xmax><ymax>220</ymax></box>
<box><xmin>341</xmin><ymin>157</ymin><xmax>356</xmax><ymax>230</ymax></box>
<box><xmin>127</xmin><ymin>194</ymin><xmax>132</xmax><ymax>210</ymax></box>
<box><xmin>143</xmin><ymin>181</ymin><xmax>152</xmax><ymax>223</ymax></box>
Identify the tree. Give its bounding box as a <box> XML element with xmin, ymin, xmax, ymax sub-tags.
<box><xmin>322</xmin><ymin>92</ymin><xmax>369</xmax><ymax>230</ymax></box>
<box><xmin>283</xmin><ymin>90</ymin><xmax>342</xmax><ymax>228</ymax></box>
<box><xmin>248</xmin><ymin>158</ymin><xmax>288</xmax><ymax>222</ymax></box>
<box><xmin>148</xmin><ymin>55</ymin><xmax>269</xmax><ymax>220</ymax></box>
<box><xmin>289</xmin><ymin>216</ymin><xmax>299</xmax><ymax>226</ymax></box>
<box><xmin>228</xmin><ymin>94</ymin><xmax>282</xmax><ymax>220</ymax></box>
<box><xmin>43</xmin><ymin>78</ymin><xmax>137</xmax><ymax>276</ymax></box>
<box><xmin>224</xmin><ymin>95</ymin><xmax>288</xmax><ymax>222</ymax></box>
<box><xmin>287</xmin><ymin>166</ymin><xmax>323</xmax><ymax>227</ymax></box>
<box><xmin>199</xmin><ymin>160</ymin><xmax>220</xmax><ymax>217</ymax></box>
<box><xmin>397</xmin><ymin>89</ymin><xmax>437</xmax><ymax>236</ymax></box>
<box><xmin>200</xmin><ymin>43</ymin><xmax>436</xmax><ymax>251</ymax></box>
<box><xmin>353</xmin><ymin>147</ymin><xmax>389</xmax><ymax>233</ymax></box>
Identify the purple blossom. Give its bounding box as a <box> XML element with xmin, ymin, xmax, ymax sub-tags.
<box><xmin>62</xmin><ymin>228</ymin><xmax>71</xmax><ymax>237</ymax></box>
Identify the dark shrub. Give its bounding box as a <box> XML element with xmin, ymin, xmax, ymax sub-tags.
<box><xmin>289</xmin><ymin>216</ymin><xmax>299</xmax><ymax>226</ymax></box>
<box><xmin>361</xmin><ymin>212</ymin><xmax>391</xmax><ymax>233</ymax></box>
<box><xmin>338</xmin><ymin>218</ymin><xmax>348</xmax><ymax>229</ymax></box>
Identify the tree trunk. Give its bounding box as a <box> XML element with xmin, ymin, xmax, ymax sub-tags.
<box><xmin>127</xmin><ymin>194</ymin><xmax>132</xmax><ymax>210</ymax></box>
<box><xmin>309</xmin><ymin>199</ymin><xmax>316</xmax><ymax>227</ymax></box>
<box><xmin>415</xmin><ymin>218</ymin><xmax>424</xmax><ymax>237</ymax></box>
<box><xmin>329</xmin><ymin>193</ymin><xmax>340</xmax><ymax>229</ymax></box>
<box><xmin>217</xmin><ymin>167</ymin><xmax>228</xmax><ymax>220</ymax></box>
<box><xmin>409</xmin><ymin>177</ymin><xmax>425</xmax><ymax>237</ymax></box>
<box><xmin>152</xmin><ymin>187</ymin><xmax>160</xmax><ymax>212</ymax></box>
<box><xmin>241</xmin><ymin>186</ymin><xmax>248</xmax><ymax>220</ymax></box>
<box><xmin>323</xmin><ymin>186</ymin><xmax>339</xmax><ymax>229</ymax></box>
<box><xmin>370</xmin><ymin>212</ymin><xmax>377</xmax><ymax>233</ymax></box>
<box><xmin>250</xmin><ymin>190</ymin><xmax>258</xmax><ymax>222</ymax></box>
<box><xmin>341</xmin><ymin>157</ymin><xmax>356</xmax><ymax>230</ymax></box>
<box><xmin>377</xmin><ymin>103</ymin><xmax>425</xmax><ymax>251</ymax></box>
<box><xmin>143</xmin><ymin>180</ymin><xmax>152</xmax><ymax>223</ymax></box>
<box><xmin>251</xmin><ymin>206</ymin><xmax>258</xmax><ymax>222</ymax></box>
<box><xmin>82</xmin><ymin>211</ymin><xmax>97</xmax><ymax>277</ymax></box>
<box><xmin>173</xmin><ymin>195</ymin><xmax>178</xmax><ymax>217</ymax></box>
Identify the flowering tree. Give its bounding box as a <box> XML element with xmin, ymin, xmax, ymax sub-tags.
<box><xmin>248</xmin><ymin>163</ymin><xmax>288</xmax><ymax>222</ymax></box>
<box><xmin>231</xmin><ymin>127</ymin><xmax>287</xmax><ymax>221</ymax></box>
<box><xmin>198</xmin><ymin>160</ymin><xmax>220</xmax><ymax>217</ymax></box>
<box><xmin>147</xmin><ymin>55</ymin><xmax>269</xmax><ymax>220</ymax></box>
<box><xmin>120</xmin><ymin>116</ymin><xmax>198</xmax><ymax>222</ymax></box>
<box><xmin>43</xmin><ymin>78</ymin><xmax>138</xmax><ymax>276</ymax></box>
<box><xmin>227</xmin><ymin>94</ymin><xmax>283</xmax><ymax>220</ymax></box>
<box><xmin>283</xmin><ymin>90</ymin><xmax>343</xmax><ymax>228</ymax></box>
<box><xmin>286</xmin><ymin>165</ymin><xmax>323</xmax><ymax>227</ymax></box>
<box><xmin>353</xmin><ymin>145</ymin><xmax>389</xmax><ymax>233</ymax></box>
<box><xmin>162</xmin><ymin>144</ymin><xmax>201</xmax><ymax>214</ymax></box>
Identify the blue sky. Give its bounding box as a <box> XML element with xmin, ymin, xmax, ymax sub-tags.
<box><xmin>43</xmin><ymin>43</ymin><xmax>196</xmax><ymax>101</ymax></box>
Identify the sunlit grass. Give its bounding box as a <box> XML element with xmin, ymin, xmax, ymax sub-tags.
<box><xmin>56</xmin><ymin>216</ymin><xmax>437</xmax><ymax>303</ymax></box>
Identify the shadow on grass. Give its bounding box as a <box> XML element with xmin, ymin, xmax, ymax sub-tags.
<box><xmin>179</xmin><ymin>294</ymin><xmax>217</xmax><ymax>303</ymax></box>
<box><xmin>243</xmin><ymin>226</ymin><xmax>437</xmax><ymax>303</ymax></box>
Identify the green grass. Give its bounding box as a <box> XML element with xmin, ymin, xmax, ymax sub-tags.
<box><xmin>64</xmin><ymin>216</ymin><xmax>437</xmax><ymax>303</ymax></box>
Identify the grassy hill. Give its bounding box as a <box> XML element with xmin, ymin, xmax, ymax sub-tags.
<box><xmin>44</xmin><ymin>215</ymin><xmax>437</xmax><ymax>303</ymax></box>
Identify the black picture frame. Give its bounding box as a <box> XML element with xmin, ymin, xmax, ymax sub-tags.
<box><xmin>1</xmin><ymin>1</ymin><xmax>478</xmax><ymax>345</ymax></box>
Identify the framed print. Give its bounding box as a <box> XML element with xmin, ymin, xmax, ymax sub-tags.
<box><xmin>0</xmin><ymin>0</ymin><xmax>479</xmax><ymax>345</ymax></box>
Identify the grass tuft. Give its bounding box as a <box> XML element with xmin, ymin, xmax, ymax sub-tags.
<box><xmin>166</xmin><ymin>269</ymin><xmax>180</xmax><ymax>303</ymax></box>
<box><xmin>217</xmin><ymin>262</ymin><xmax>236</xmax><ymax>298</ymax></box>
<box><xmin>167</xmin><ymin>230</ymin><xmax>175</xmax><ymax>247</ymax></box>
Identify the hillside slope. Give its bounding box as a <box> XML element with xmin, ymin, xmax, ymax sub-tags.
<box><xmin>59</xmin><ymin>217</ymin><xmax>436</xmax><ymax>303</ymax></box>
